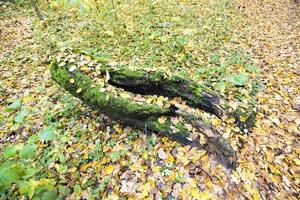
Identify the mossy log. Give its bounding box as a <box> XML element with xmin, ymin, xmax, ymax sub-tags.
<box><xmin>50</xmin><ymin>61</ymin><xmax>236</xmax><ymax>167</ymax></box>
<box><xmin>103</xmin><ymin>68</ymin><xmax>256</xmax><ymax>131</ymax></box>
<box><xmin>106</xmin><ymin>69</ymin><xmax>224</xmax><ymax>118</ymax></box>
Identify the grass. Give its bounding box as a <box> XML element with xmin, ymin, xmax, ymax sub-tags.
<box><xmin>34</xmin><ymin>0</ymin><xmax>260</xmax><ymax>105</ymax></box>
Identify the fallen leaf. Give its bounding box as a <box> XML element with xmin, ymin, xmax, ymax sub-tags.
<box><xmin>158</xmin><ymin>116</ymin><xmax>167</xmax><ymax>124</ymax></box>
<box><xmin>158</xmin><ymin>149</ymin><xmax>167</xmax><ymax>160</ymax></box>
<box><xmin>76</xmin><ymin>88</ymin><xmax>82</xmax><ymax>93</ymax></box>
<box><xmin>104</xmin><ymin>165</ymin><xmax>114</xmax><ymax>174</ymax></box>
<box><xmin>120</xmin><ymin>92</ymin><xmax>131</xmax><ymax>99</ymax></box>
<box><xmin>68</xmin><ymin>65</ymin><xmax>76</xmax><ymax>72</ymax></box>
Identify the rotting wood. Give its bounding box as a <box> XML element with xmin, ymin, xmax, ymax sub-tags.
<box><xmin>50</xmin><ymin>60</ymin><xmax>236</xmax><ymax>168</ymax></box>
<box><xmin>101</xmin><ymin>67</ymin><xmax>256</xmax><ymax>131</ymax></box>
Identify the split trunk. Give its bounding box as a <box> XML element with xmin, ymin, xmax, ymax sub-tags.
<box><xmin>50</xmin><ymin>60</ymin><xmax>250</xmax><ymax>168</ymax></box>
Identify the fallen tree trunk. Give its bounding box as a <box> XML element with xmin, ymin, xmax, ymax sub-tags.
<box><xmin>103</xmin><ymin>68</ymin><xmax>256</xmax><ymax>131</ymax></box>
<box><xmin>50</xmin><ymin>60</ymin><xmax>236</xmax><ymax>167</ymax></box>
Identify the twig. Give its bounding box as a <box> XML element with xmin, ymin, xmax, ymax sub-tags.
<box><xmin>111</xmin><ymin>0</ymin><xmax>118</xmax><ymax>21</ymax></box>
<box><xmin>31</xmin><ymin>0</ymin><xmax>44</xmax><ymax>20</ymax></box>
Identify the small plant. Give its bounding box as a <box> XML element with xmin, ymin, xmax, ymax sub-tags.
<box><xmin>0</xmin><ymin>135</ymin><xmax>55</xmax><ymax>198</ymax></box>
<box><xmin>108</xmin><ymin>150</ymin><xmax>123</xmax><ymax>162</ymax></box>
<box><xmin>146</xmin><ymin>134</ymin><xmax>156</xmax><ymax>152</ymax></box>
<box><xmin>88</xmin><ymin>142</ymin><xmax>103</xmax><ymax>161</ymax></box>
<box><xmin>128</xmin><ymin>130</ymin><xmax>138</xmax><ymax>141</ymax></box>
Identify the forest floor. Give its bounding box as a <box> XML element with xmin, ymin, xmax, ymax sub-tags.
<box><xmin>0</xmin><ymin>0</ymin><xmax>299</xmax><ymax>199</ymax></box>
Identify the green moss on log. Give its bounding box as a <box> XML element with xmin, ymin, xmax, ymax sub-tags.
<box><xmin>49</xmin><ymin>61</ymin><xmax>200</xmax><ymax>148</ymax></box>
<box><xmin>51</xmin><ymin>63</ymin><xmax>174</xmax><ymax>121</ymax></box>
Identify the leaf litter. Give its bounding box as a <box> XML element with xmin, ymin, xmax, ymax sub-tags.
<box><xmin>0</xmin><ymin>0</ymin><xmax>299</xmax><ymax>199</ymax></box>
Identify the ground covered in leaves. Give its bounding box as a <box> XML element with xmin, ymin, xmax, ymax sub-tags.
<box><xmin>0</xmin><ymin>0</ymin><xmax>299</xmax><ymax>199</ymax></box>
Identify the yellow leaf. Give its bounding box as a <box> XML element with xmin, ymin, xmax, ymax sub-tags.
<box><xmin>158</xmin><ymin>116</ymin><xmax>167</xmax><ymax>124</ymax></box>
<box><xmin>156</xmin><ymin>96</ymin><xmax>165</xmax><ymax>107</ymax></box>
<box><xmin>140</xmin><ymin>183</ymin><xmax>150</xmax><ymax>198</ymax></box>
<box><xmin>153</xmin><ymin>166</ymin><xmax>161</xmax><ymax>173</ymax></box>
<box><xmin>105</xmin><ymin>165</ymin><xmax>114</xmax><ymax>174</ymax></box>
<box><xmin>129</xmin><ymin>163</ymin><xmax>139</xmax><ymax>171</ymax></box>
<box><xmin>233</xmin><ymin>127</ymin><xmax>240</xmax><ymax>132</ymax></box>
<box><xmin>80</xmin><ymin>65</ymin><xmax>87</xmax><ymax>71</ymax></box>
<box><xmin>82</xmin><ymin>177</ymin><xmax>88</xmax><ymax>185</ymax></box>
<box><xmin>190</xmin><ymin>187</ymin><xmax>199</xmax><ymax>198</ymax></box>
<box><xmin>157</xmin><ymin>96</ymin><xmax>164</xmax><ymax>102</ymax></box>
<box><xmin>76</xmin><ymin>88</ymin><xmax>82</xmax><ymax>93</ymax></box>
<box><xmin>168</xmin><ymin>171</ymin><xmax>175</xmax><ymax>181</ymax></box>
<box><xmin>146</xmin><ymin>98</ymin><xmax>153</xmax><ymax>104</ymax></box>
<box><xmin>228</xmin><ymin>117</ymin><xmax>236</xmax><ymax>123</ymax></box>
<box><xmin>252</xmin><ymin>189</ymin><xmax>261</xmax><ymax>200</ymax></box>
<box><xmin>294</xmin><ymin>158</ymin><xmax>300</xmax><ymax>166</ymax></box>
<box><xmin>142</xmin><ymin>151</ymin><xmax>148</xmax><ymax>159</ymax></box>
<box><xmin>167</xmin><ymin>154</ymin><xmax>174</xmax><ymax>163</ymax></box>
<box><xmin>69</xmin><ymin>78</ymin><xmax>75</xmax><ymax>83</ymax></box>
<box><xmin>192</xmin><ymin>190</ymin><xmax>213</xmax><ymax>200</ymax></box>
<box><xmin>80</xmin><ymin>163</ymin><xmax>92</xmax><ymax>172</ymax></box>
<box><xmin>211</xmin><ymin>117</ymin><xmax>220</xmax><ymax>126</ymax></box>
<box><xmin>120</xmin><ymin>92</ymin><xmax>131</xmax><ymax>98</ymax></box>
<box><xmin>229</xmin><ymin>101</ymin><xmax>238</xmax><ymax>110</ymax></box>
<box><xmin>178</xmin><ymin>155</ymin><xmax>190</xmax><ymax>166</ymax></box>
<box><xmin>269</xmin><ymin>164</ymin><xmax>281</xmax><ymax>175</ymax></box>
<box><xmin>240</xmin><ymin>115</ymin><xmax>247</xmax><ymax>122</ymax></box>
<box><xmin>22</xmin><ymin>95</ymin><xmax>34</xmax><ymax>103</ymax></box>
<box><xmin>199</xmin><ymin>192</ymin><xmax>213</xmax><ymax>200</ymax></box>
<box><xmin>147</xmin><ymin>177</ymin><xmax>155</xmax><ymax>188</ymax></box>
<box><xmin>69</xmin><ymin>167</ymin><xmax>77</xmax><ymax>173</ymax></box>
